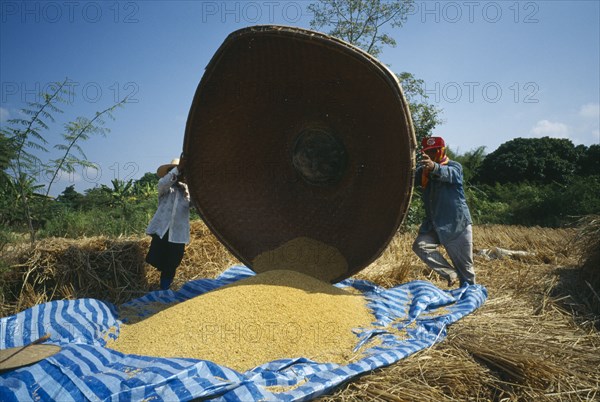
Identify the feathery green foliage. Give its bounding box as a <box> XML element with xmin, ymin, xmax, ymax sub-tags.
<box><xmin>309</xmin><ymin>0</ymin><xmax>414</xmax><ymax>57</ymax></box>
<box><xmin>1</xmin><ymin>78</ymin><xmax>126</xmax><ymax>243</ymax></box>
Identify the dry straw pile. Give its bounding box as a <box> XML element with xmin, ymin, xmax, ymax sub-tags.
<box><xmin>0</xmin><ymin>237</ymin><xmax>147</xmax><ymax>316</ymax></box>
<box><xmin>1</xmin><ymin>220</ymin><xmax>599</xmax><ymax>400</ymax></box>
<box><xmin>573</xmin><ymin>215</ymin><xmax>600</xmax><ymax>315</ymax></box>
<box><xmin>0</xmin><ymin>222</ymin><xmax>237</xmax><ymax>316</ymax></box>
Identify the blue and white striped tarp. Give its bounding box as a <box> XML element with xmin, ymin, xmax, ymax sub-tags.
<box><xmin>0</xmin><ymin>265</ymin><xmax>487</xmax><ymax>401</ymax></box>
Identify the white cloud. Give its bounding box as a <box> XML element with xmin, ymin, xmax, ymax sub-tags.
<box><xmin>0</xmin><ymin>107</ymin><xmax>9</xmax><ymax>122</ymax></box>
<box><xmin>576</xmin><ymin>103</ymin><xmax>600</xmax><ymax>145</ymax></box>
<box><xmin>529</xmin><ymin>120</ymin><xmax>570</xmax><ymax>138</ymax></box>
<box><xmin>579</xmin><ymin>103</ymin><xmax>600</xmax><ymax>119</ymax></box>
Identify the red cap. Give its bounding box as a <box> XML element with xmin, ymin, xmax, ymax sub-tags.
<box><xmin>421</xmin><ymin>136</ymin><xmax>445</xmax><ymax>151</ymax></box>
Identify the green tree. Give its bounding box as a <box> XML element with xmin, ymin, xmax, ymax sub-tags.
<box><xmin>80</xmin><ymin>186</ymin><xmax>112</xmax><ymax>210</ymax></box>
<box><xmin>308</xmin><ymin>0</ymin><xmax>414</xmax><ymax>57</ymax></box>
<box><xmin>451</xmin><ymin>145</ymin><xmax>486</xmax><ymax>183</ymax></box>
<box><xmin>475</xmin><ymin>137</ymin><xmax>581</xmax><ymax>185</ymax></box>
<box><xmin>102</xmin><ymin>179</ymin><xmax>135</xmax><ymax>214</ymax></box>
<box><xmin>0</xmin><ymin>132</ymin><xmax>17</xmax><ymax>222</ymax></box>
<box><xmin>5</xmin><ymin>173</ymin><xmax>46</xmax><ymax>228</ymax></box>
<box><xmin>56</xmin><ymin>185</ymin><xmax>84</xmax><ymax>209</ymax></box>
<box><xmin>44</xmin><ymin>100</ymin><xmax>125</xmax><ymax>197</ymax></box>
<box><xmin>577</xmin><ymin>144</ymin><xmax>600</xmax><ymax>176</ymax></box>
<box><xmin>308</xmin><ymin>0</ymin><xmax>443</xmax><ymax>141</ymax></box>
<box><xmin>0</xmin><ymin>131</ymin><xmax>15</xmax><ymax>176</ymax></box>
<box><xmin>1</xmin><ymin>79</ymin><xmax>126</xmax><ymax>243</ymax></box>
<box><xmin>1</xmin><ymin>79</ymin><xmax>70</xmax><ymax>241</ymax></box>
<box><xmin>396</xmin><ymin>72</ymin><xmax>443</xmax><ymax>141</ymax></box>
<box><xmin>133</xmin><ymin>172</ymin><xmax>159</xmax><ymax>198</ymax></box>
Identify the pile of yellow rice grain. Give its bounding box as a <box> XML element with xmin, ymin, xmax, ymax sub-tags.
<box><xmin>106</xmin><ymin>270</ymin><xmax>374</xmax><ymax>371</ymax></box>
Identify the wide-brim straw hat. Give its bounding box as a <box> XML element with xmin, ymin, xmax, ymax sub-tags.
<box><xmin>184</xmin><ymin>25</ymin><xmax>416</xmax><ymax>283</ymax></box>
<box><xmin>156</xmin><ymin>158</ymin><xmax>180</xmax><ymax>178</ymax></box>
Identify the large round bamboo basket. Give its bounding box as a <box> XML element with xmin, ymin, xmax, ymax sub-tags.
<box><xmin>183</xmin><ymin>25</ymin><xmax>416</xmax><ymax>283</ymax></box>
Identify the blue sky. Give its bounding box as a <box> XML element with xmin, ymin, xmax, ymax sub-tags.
<box><xmin>1</xmin><ymin>0</ymin><xmax>599</xmax><ymax>196</ymax></box>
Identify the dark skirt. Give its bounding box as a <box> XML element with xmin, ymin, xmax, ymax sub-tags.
<box><xmin>145</xmin><ymin>232</ymin><xmax>185</xmax><ymax>278</ymax></box>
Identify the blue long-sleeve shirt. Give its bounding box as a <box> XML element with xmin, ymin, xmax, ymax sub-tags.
<box><xmin>416</xmin><ymin>160</ymin><xmax>472</xmax><ymax>244</ymax></box>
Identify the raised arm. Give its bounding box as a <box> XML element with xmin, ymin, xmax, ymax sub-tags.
<box><xmin>157</xmin><ymin>167</ymin><xmax>179</xmax><ymax>195</ymax></box>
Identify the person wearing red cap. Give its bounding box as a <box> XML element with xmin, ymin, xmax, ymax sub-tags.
<box><xmin>412</xmin><ymin>136</ymin><xmax>475</xmax><ymax>287</ymax></box>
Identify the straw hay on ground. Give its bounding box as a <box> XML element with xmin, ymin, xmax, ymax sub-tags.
<box><xmin>0</xmin><ymin>221</ymin><xmax>238</xmax><ymax>316</ymax></box>
<box><xmin>317</xmin><ymin>224</ymin><xmax>600</xmax><ymax>402</ymax></box>
<box><xmin>0</xmin><ymin>237</ymin><xmax>148</xmax><ymax>316</ymax></box>
<box><xmin>572</xmin><ymin>215</ymin><xmax>600</xmax><ymax>316</ymax></box>
<box><xmin>1</xmin><ymin>221</ymin><xmax>599</xmax><ymax>401</ymax></box>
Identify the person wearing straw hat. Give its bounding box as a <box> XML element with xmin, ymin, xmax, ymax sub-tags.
<box><xmin>145</xmin><ymin>157</ymin><xmax>190</xmax><ymax>290</ymax></box>
<box><xmin>412</xmin><ymin>136</ymin><xmax>475</xmax><ymax>287</ymax></box>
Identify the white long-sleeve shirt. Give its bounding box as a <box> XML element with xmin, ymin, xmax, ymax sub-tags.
<box><xmin>145</xmin><ymin>167</ymin><xmax>191</xmax><ymax>244</ymax></box>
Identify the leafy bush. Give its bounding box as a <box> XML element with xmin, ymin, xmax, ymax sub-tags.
<box><xmin>403</xmin><ymin>195</ymin><xmax>424</xmax><ymax>231</ymax></box>
<box><xmin>465</xmin><ymin>186</ymin><xmax>511</xmax><ymax>225</ymax></box>
<box><xmin>482</xmin><ymin>177</ymin><xmax>600</xmax><ymax>227</ymax></box>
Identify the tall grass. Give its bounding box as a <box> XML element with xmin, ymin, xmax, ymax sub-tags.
<box><xmin>39</xmin><ymin>209</ymin><xmax>154</xmax><ymax>238</ymax></box>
